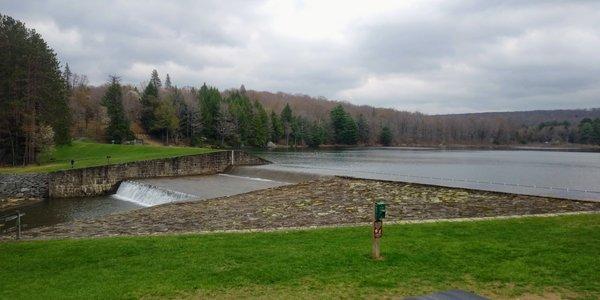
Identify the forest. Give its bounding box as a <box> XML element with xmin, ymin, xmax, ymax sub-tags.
<box><xmin>2</xmin><ymin>14</ymin><xmax>600</xmax><ymax>166</ymax></box>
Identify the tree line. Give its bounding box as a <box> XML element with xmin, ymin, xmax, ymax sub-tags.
<box><xmin>100</xmin><ymin>69</ymin><xmax>394</xmax><ymax>148</ymax></box>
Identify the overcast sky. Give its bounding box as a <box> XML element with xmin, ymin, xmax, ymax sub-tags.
<box><xmin>3</xmin><ymin>0</ymin><xmax>600</xmax><ymax>114</ymax></box>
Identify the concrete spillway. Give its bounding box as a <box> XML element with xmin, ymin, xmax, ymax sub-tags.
<box><xmin>112</xmin><ymin>181</ymin><xmax>197</xmax><ymax>207</ymax></box>
<box><xmin>112</xmin><ymin>166</ymin><xmax>324</xmax><ymax>207</ymax></box>
<box><xmin>11</xmin><ymin>166</ymin><xmax>321</xmax><ymax>229</ymax></box>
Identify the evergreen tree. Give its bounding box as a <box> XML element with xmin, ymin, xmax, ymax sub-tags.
<box><xmin>164</xmin><ymin>73</ymin><xmax>172</xmax><ymax>89</ymax></box>
<box><xmin>227</xmin><ymin>91</ymin><xmax>254</xmax><ymax>147</ymax></box>
<box><xmin>198</xmin><ymin>83</ymin><xmax>221</xmax><ymax>141</ymax></box>
<box><xmin>101</xmin><ymin>76</ymin><xmax>134</xmax><ymax>144</ymax></box>
<box><xmin>150</xmin><ymin>69</ymin><xmax>161</xmax><ymax>88</ymax></box>
<box><xmin>270</xmin><ymin>111</ymin><xmax>284</xmax><ymax>143</ymax></box>
<box><xmin>379</xmin><ymin>125</ymin><xmax>393</xmax><ymax>146</ymax></box>
<box><xmin>330</xmin><ymin>105</ymin><xmax>346</xmax><ymax>144</ymax></box>
<box><xmin>63</xmin><ymin>63</ymin><xmax>73</xmax><ymax>92</ymax></box>
<box><xmin>281</xmin><ymin>103</ymin><xmax>293</xmax><ymax>146</ymax></box>
<box><xmin>140</xmin><ymin>77</ymin><xmax>160</xmax><ymax>133</ymax></box>
<box><xmin>330</xmin><ymin>105</ymin><xmax>358</xmax><ymax>144</ymax></box>
<box><xmin>281</xmin><ymin>103</ymin><xmax>293</xmax><ymax>123</ymax></box>
<box><xmin>306</xmin><ymin>122</ymin><xmax>326</xmax><ymax>148</ymax></box>
<box><xmin>341</xmin><ymin>116</ymin><xmax>358</xmax><ymax>145</ymax></box>
<box><xmin>290</xmin><ymin>116</ymin><xmax>304</xmax><ymax>146</ymax></box>
<box><xmin>580</xmin><ymin>118</ymin><xmax>600</xmax><ymax>145</ymax></box>
<box><xmin>251</xmin><ymin>100</ymin><xmax>269</xmax><ymax>147</ymax></box>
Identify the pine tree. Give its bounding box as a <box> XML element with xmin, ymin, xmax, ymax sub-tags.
<box><xmin>101</xmin><ymin>76</ymin><xmax>134</xmax><ymax>144</ymax></box>
<box><xmin>379</xmin><ymin>125</ymin><xmax>393</xmax><ymax>146</ymax></box>
<box><xmin>306</xmin><ymin>121</ymin><xmax>325</xmax><ymax>148</ymax></box>
<box><xmin>198</xmin><ymin>83</ymin><xmax>222</xmax><ymax>141</ymax></box>
<box><xmin>227</xmin><ymin>91</ymin><xmax>254</xmax><ymax>147</ymax></box>
<box><xmin>63</xmin><ymin>63</ymin><xmax>73</xmax><ymax>92</ymax></box>
<box><xmin>281</xmin><ymin>103</ymin><xmax>293</xmax><ymax>146</ymax></box>
<box><xmin>270</xmin><ymin>111</ymin><xmax>284</xmax><ymax>143</ymax></box>
<box><xmin>330</xmin><ymin>105</ymin><xmax>357</xmax><ymax>144</ymax></box>
<box><xmin>165</xmin><ymin>73</ymin><xmax>172</xmax><ymax>89</ymax></box>
<box><xmin>251</xmin><ymin>100</ymin><xmax>269</xmax><ymax>147</ymax></box>
<box><xmin>344</xmin><ymin>117</ymin><xmax>358</xmax><ymax>144</ymax></box>
<box><xmin>281</xmin><ymin>103</ymin><xmax>293</xmax><ymax>123</ymax></box>
<box><xmin>150</xmin><ymin>69</ymin><xmax>161</xmax><ymax>88</ymax></box>
<box><xmin>140</xmin><ymin>78</ymin><xmax>160</xmax><ymax>132</ymax></box>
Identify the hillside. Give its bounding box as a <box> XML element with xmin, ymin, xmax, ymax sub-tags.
<box><xmin>68</xmin><ymin>84</ymin><xmax>600</xmax><ymax>147</ymax></box>
<box><xmin>246</xmin><ymin>90</ymin><xmax>600</xmax><ymax>145</ymax></box>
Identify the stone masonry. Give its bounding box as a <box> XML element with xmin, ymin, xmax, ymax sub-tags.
<box><xmin>0</xmin><ymin>150</ymin><xmax>269</xmax><ymax>201</ymax></box>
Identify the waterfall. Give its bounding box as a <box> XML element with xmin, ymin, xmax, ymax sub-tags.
<box><xmin>112</xmin><ymin>180</ymin><xmax>196</xmax><ymax>207</ymax></box>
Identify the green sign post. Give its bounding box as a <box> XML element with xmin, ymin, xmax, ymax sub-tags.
<box><xmin>372</xmin><ymin>201</ymin><xmax>386</xmax><ymax>259</ymax></box>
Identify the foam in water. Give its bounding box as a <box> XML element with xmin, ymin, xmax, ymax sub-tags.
<box><xmin>113</xmin><ymin>181</ymin><xmax>196</xmax><ymax>207</ymax></box>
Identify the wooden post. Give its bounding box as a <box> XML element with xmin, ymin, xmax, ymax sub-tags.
<box><xmin>16</xmin><ymin>211</ymin><xmax>21</xmax><ymax>240</ymax></box>
<box><xmin>372</xmin><ymin>229</ymin><xmax>381</xmax><ymax>259</ymax></box>
<box><xmin>372</xmin><ymin>219</ymin><xmax>383</xmax><ymax>260</ymax></box>
<box><xmin>231</xmin><ymin>150</ymin><xmax>235</xmax><ymax>166</ymax></box>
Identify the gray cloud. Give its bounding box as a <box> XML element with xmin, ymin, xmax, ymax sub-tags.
<box><xmin>2</xmin><ymin>0</ymin><xmax>599</xmax><ymax>113</ymax></box>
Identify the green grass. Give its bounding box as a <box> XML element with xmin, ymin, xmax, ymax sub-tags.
<box><xmin>1</xmin><ymin>214</ymin><xmax>599</xmax><ymax>299</ymax></box>
<box><xmin>0</xmin><ymin>141</ymin><xmax>218</xmax><ymax>174</ymax></box>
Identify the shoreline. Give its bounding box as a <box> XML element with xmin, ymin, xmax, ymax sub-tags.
<box><xmin>4</xmin><ymin>177</ymin><xmax>599</xmax><ymax>241</ymax></box>
<box><xmin>261</xmin><ymin>143</ymin><xmax>600</xmax><ymax>152</ymax></box>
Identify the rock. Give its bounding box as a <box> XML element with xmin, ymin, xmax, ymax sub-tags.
<box><xmin>267</xmin><ymin>141</ymin><xmax>277</xmax><ymax>149</ymax></box>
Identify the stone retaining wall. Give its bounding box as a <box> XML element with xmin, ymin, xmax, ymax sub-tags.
<box><xmin>0</xmin><ymin>173</ymin><xmax>49</xmax><ymax>199</ymax></box>
<box><xmin>1</xmin><ymin>150</ymin><xmax>269</xmax><ymax>200</ymax></box>
<box><xmin>49</xmin><ymin>150</ymin><xmax>269</xmax><ymax>198</ymax></box>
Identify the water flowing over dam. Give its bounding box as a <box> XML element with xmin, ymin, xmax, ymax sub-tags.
<box><xmin>112</xmin><ymin>181</ymin><xmax>196</xmax><ymax>207</ymax></box>
<box><xmin>121</xmin><ymin>167</ymin><xmax>320</xmax><ymax>205</ymax></box>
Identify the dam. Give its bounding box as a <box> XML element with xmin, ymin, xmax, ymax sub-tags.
<box><xmin>12</xmin><ymin>167</ymin><xmax>324</xmax><ymax>229</ymax></box>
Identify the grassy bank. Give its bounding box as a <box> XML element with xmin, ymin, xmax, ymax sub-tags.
<box><xmin>0</xmin><ymin>141</ymin><xmax>218</xmax><ymax>174</ymax></box>
<box><xmin>1</xmin><ymin>214</ymin><xmax>599</xmax><ymax>299</ymax></box>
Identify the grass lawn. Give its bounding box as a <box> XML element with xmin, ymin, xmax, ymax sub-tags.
<box><xmin>1</xmin><ymin>214</ymin><xmax>599</xmax><ymax>299</ymax></box>
<box><xmin>0</xmin><ymin>141</ymin><xmax>218</xmax><ymax>174</ymax></box>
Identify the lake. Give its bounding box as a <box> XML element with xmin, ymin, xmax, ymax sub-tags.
<box><xmin>252</xmin><ymin>147</ymin><xmax>600</xmax><ymax>201</ymax></box>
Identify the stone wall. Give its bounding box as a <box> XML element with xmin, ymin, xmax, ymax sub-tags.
<box><xmin>0</xmin><ymin>173</ymin><xmax>49</xmax><ymax>199</ymax></box>
<box><xmin>49</xmin><ymin>150</ymin><xmax>269</xmax><ymax>198</ymax></box>
<box><xmin>0</xmin><ymin>150</ymin><xmax>269</xmax><ymax>200</ymax></box>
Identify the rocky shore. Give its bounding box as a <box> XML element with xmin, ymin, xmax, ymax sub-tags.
<box><xmin>3</xmin><ymin>177</ymin><xmax>599</xmax><ymax>241</ymax></box>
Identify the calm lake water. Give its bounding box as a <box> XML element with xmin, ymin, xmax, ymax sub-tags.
<box><xmin>252</xmin><ymin>147</ymin><xmax>600</xmax><ymax>201</ymax></box>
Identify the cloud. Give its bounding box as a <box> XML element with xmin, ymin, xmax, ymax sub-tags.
<box><xmin>2</xmin><ymin>0</ymin><xmax>599</xmax><ymax>113</ymax></box>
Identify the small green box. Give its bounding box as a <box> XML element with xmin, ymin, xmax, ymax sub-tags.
<box><xmin>374</xmin><ymin>202</ymin><xmax>386</xmax><ymax>220</ymax></box>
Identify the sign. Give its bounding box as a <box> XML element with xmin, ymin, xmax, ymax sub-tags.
<box><xmin>373</xmin><ymin>220</ymin><xmax>383</xmax><ymax>238</ymax></box>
